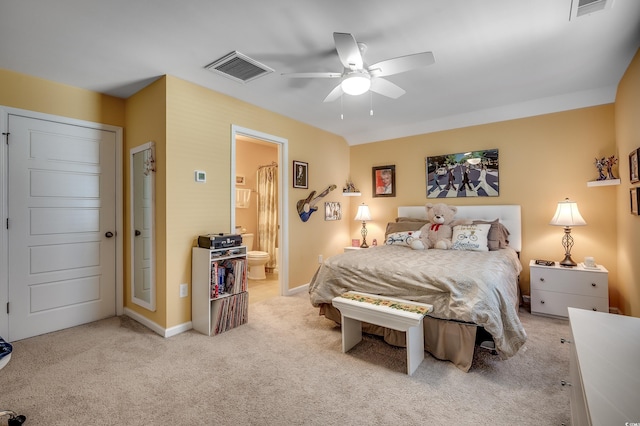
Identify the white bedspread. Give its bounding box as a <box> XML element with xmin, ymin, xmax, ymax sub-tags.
<box><xmin>309</xmin><ymin>245</ymin><xmax>527</xmax><ymax>358</ymax></box>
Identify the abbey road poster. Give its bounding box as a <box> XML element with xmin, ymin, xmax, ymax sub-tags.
<box><xmin>426</xmin><ymin>149</ymin><xmax>499</xmax><ymax>198</ymax></box>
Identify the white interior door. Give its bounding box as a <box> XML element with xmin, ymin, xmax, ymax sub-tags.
<box><xmin>7</xmin><ymin>114</ymin><xmax>117</xmax><ymax>341</ymax></box>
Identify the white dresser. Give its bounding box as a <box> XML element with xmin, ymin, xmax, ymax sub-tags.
<box><xmin>530</xmin><ymin>260</ymin><xmax>608</xmax><ymax>318</ymax></box>
<box><xmin>566</xmin><ymin>308</ymin><xmax>640</xmax><ymax>425</ymax></box>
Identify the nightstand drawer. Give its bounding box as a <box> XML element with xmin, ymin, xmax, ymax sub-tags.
<box><xmin>531</xmin><ymin>290</ymin><xmax>609</xmax><ymax>317</ymax></box>
<box><xmin>530</xmin><ymin>268</ymin><xmax>607</xmax><ymax>298</ymax></box>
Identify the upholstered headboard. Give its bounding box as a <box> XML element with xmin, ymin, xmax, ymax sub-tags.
<box><xmin>397</xmin><ymin>205</ymin><xmax>522</xmax><ymax>252</ymax></box>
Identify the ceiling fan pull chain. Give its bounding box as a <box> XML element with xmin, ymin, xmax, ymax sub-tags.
<box><xmin>341</xmin><ymin>94</ymin><xmax>344</xmax><ymax>120</ymax></box>
<box><xmin>370</xmin><ymin>92</ymin><xmax>374</xmax><ymax>116</ymax></box>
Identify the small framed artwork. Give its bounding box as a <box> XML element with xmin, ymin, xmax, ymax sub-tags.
<box><xmin>351</xmin><ymin>239</ymin><xmax>360</xmax><ymax>247</ymax></box>
<box><xmin>235</xmin><ymin>175</ymin><xmax>246</xmax><ymax>185</ymax></box>
<box><xmin>629</xmin><ymin>148</ymin><xmax>639</xmax><ymax>184</ymax></box>
<box><xmin>293</xmin><ymin>161</ymin><xmax>308</xmax><ymax>189</ymax></box>
<box><xmin>372</xmin><ymin>165</ymin><xmax>396</xmax><ymax>197</ymax></box>
<box><xmin>631</xmin><ymin>188</ymin><xmax>639</xmax><ymax>215</ymax></box>
<box><xmin>324</xmin><ymin>201</ymin><xmax>342</xmax><ymax>221</ymax></box>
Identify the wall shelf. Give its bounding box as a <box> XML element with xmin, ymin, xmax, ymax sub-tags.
<box><xmin>587</xmin><ymin>179</ymin><xmax>620</xmax><ymax>187</ymax></box>
<box><xmin>342</xmin><ymin>192</ymin><xmax>361</xmax><ymax>196</ymax></box>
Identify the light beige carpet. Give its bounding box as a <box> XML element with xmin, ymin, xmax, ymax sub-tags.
<box><xmin>1</xmin><ymin>293</ymin><xmax>571</xmax><ymax>425</ymax></box>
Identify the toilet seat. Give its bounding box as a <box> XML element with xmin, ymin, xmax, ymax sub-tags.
<box><xmin>248</xmin><ymin>250</ymin><xmax>269</xmax><ymax>258</ymax></box>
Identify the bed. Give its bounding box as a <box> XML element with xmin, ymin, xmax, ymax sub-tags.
<box><xmin>309</xmin><ymin>205</ymin><xmax>527</xmax><ymax>372</ymax></box>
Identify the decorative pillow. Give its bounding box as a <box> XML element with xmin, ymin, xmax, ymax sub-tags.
<box><xmin>385</xmin><ymin>230</ymin><xmax>422</xmax><ymax>247</ymax></box>
<box><xmin>385</xmin><ymin>221</ymin><xmax>426</xmax><ymax>238</ymax></box>
<box><xmin>472</xmin><ymin>219</ymin><xmax>510</xmax><ymax>250</ymax></box>
<box><xmin>451</xmin><ymin>224</ymin><xmax>491</xmax><ymax>251</ymax></box>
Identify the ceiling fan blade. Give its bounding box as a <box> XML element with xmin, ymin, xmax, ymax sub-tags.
<box><xmin>281</xmin><ymin>72</ymin><xmax>342</xmax><ymax>78</ymax></box>
<box><xmin>368</xmin><ymin>52</ymin><xmax>435</xmax><ymax>77</ymax></box>
<box><xmin>323</xmin><ymin>83</ymin><xmax>344</xmax><ymax>103</ymax></box>
<box><xmin>333</xmin><ymin>32</ymin><xmax>363</xmax><ymax>70</ymax></box>
<box><xmin>370</xmin><ymin>78</ymin><xmax>406</xmax><ymax>99</ymax></box>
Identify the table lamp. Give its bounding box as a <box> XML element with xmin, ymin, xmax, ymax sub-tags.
<box><xmin>354</xmin><ymin>203</ymin><xmax>372</xmax><ymax>248</ymax></box>
<box><xmin>549</xmin><ymin>198</ymin><xmax>586</xmax><ymax>267</ymax></box>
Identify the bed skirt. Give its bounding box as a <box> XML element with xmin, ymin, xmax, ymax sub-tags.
<box><xmin>320</xmin><ymin>303</ymin><xmax>477</xmax><ymax>372</ymax></box>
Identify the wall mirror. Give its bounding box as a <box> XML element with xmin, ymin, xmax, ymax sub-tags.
<box><xmin>130</xmin><ymin>142</ymin><xmax>156</xmax><ymax>311</ymax></box>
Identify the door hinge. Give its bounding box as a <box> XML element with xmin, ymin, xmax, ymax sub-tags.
<box><xmin>6</xmin><ymin>302</ymin><xmax>8</xmax><ymax>314</ymax></box>
<box><xmin>2</xmin><ymin>132</ymin><xmax>8</xmax><ymax>144</ymax></box>
<box><xmin>5</xmin><ymin>218</ymin><xmax>8</xmax><ymax>229</ymax></box>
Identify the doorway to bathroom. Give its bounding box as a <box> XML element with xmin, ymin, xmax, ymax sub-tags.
<box><xmin>231</xmin><ymin>126</ymin><xmax>287</xmax><ymax>304</ymax></box>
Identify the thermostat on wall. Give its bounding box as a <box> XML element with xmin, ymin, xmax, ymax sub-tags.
<box><xmin>195</xmin><ymin>170</ymin><xmax>206</xmax><ymax>183</ymax></box>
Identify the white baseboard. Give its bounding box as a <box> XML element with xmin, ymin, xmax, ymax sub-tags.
<box><xmin>286</xmin><ymin>283</ymin><xmax>309</xmax><ymax>296</ymax></box>
<box><xmin>124</xmin><ymin>308</ymin><xmax>192</xmax><ymax>338</ymax></box>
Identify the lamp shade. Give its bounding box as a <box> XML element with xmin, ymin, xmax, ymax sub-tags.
<box><xmin>341</xmin><ymin>72</ymin><xmax>371</xmax><ymax>96</ymax></box>
<box><xmin>354</xmin><ymin>204</ymin><xmax>372</xmax><ymax>221</ymax></box>
<box><xmin>549</xmin><ymin>198</ymin><xmax>587</xmax><ymax>227</ymax></box>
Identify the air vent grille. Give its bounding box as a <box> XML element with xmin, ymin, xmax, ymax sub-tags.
<box><xmin>570</xmin><ymin>0</ymin><xmax>612</xmax><ymax>20</ymax></box>
<box><xmin>205</xmin><ymin>51</ymin><xmax>273</xmax><ymax>83</ymax></box>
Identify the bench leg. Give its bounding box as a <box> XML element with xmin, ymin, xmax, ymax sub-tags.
<box><xmin>341</xmin><ymin>316</ymin><xmax>362</xmax><ymax>353</ymax></box>
<box><xmin>406</xmin><ymin>323</ymin><xmax>425</xmax><ymax>375</ymax></box>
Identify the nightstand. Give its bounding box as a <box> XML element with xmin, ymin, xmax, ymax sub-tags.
<box><xmin>344</xmin><ymin>246</ymin><xmax>363</xmax><ymax>252</ymax></box>
<box><xmin>529</xmin><ymin>260</ymin><xmax>609</xmax><ymax>318</ymax></box>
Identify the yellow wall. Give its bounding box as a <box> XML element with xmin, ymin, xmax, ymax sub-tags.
<box><xmin>123</xmin><ymin>77</ymin><xmax>167</xmax><ymax>325</ymax></box>
<box><xmin>162</xmin><ymin>76</ymin><xmax>350</xmax><ymax>328</ymax></box>
<box><xmin>0</xmin><ymin>68</ymin><xmax>124</xmax><ymax>127</ymax></box>
<box><xmin>615</xmin><ymin>48</ymin><xmax>640</xmax><ymax>316</ymax></box>
<box><xmin>349</xmin><ymin>105</ymin><xmax>619</xmax><ymax>305</ymax></box>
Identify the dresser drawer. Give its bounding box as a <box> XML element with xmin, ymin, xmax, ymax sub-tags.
<box><xmin>530</xmin><ymin>268</ymin><xmax>607</xmax><ymax>298</ymax></box>
<box><xmin>531</xmin><ymin>289</ymin><xmax>608</xmax><ymax>317</ymax></box>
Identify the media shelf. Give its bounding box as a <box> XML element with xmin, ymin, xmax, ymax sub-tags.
<box><xmin>192</xmin><ymin>246</ymin><xmax>248</xmax><ymax>336</ymax></box>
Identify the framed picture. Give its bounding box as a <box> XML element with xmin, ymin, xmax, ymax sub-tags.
<box><xmin>631</xmin><ymin>188</ymin><xmax>639</xmax><ymax>215</ymax></box>
<box><xmin>351</xmin><ymin>238</ymin><xmax>360</xmax><ymax>247</ymax></box>
<box><xmin>426</xmin><ymin>148</ymin><xmax>499</xmax><ymax>198</ymax></box>
<box><xmin>372</xmin><ymin>165</ymin><xmax>396</xmax><ymax>197</ymax></box>
<box><xmin>629</xmin><ymin>148</ymin><xmax>639</xmax><ymax>184</ymax></box>
<box><xmin>324</xmin><ymin>201</ymin><xmax>342</xmax><ymax>221</ymax></box>
<box><xmin>293</xmin><ymin>161</ymin><xmax>308</xmax><ymax>189</ymax></box>
<box><xmin>235</xmin><ymin>175</ymin><xmax>245</xmax><ymax>185</ymax></box>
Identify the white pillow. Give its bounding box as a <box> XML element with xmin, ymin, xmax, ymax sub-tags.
<box><xmin>385</xmin><ymin>230</ymin><xmax>421</xmax><ymax>247</ymax></box>
<box><xmin>451</xmin><ymin>224</ymin><xmax>491</xmax><ymax>251</ymax></box>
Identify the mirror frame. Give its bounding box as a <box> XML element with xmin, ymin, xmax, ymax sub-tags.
<box><xmin>130</xmin><ymin>141</ymin><xmax>156</xmax><ymax>311</ymax></box>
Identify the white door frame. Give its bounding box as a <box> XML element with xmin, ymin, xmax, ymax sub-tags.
<box><xmin>230</xmin><ymin>125</ymin><xmax>290</xmax><ymax>296</ymax></box>
<box><xmin>0</xmin><ymin>106</ymin><xmax>124</xmax><ymax>338</ymax></box>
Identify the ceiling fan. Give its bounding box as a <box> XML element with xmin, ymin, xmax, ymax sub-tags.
<box><xmin>283</xmin><ymin>32</ymin><xmax>435</xmax><ymax>102</ymax></box>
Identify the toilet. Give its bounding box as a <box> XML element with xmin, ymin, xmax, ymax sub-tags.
<box><xmin>241</xmin><ymin>233</ymin><xmax>270</xmax><ymax>280</ymax></box>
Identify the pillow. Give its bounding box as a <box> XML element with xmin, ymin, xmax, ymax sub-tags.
<box><xmin>385</xmin><ymin>230</ymin><xmax>421</xmax><ymax>247</ymax></box>
<box><xmin>451</xmin><ymin>224</ymin><xmax>491</xmax><ymax>251</ymax></box>
<box><xmin>395</xmin><ymin>217</ymin><xmax>428</xmax><ymax>223</ymax></box>
<box><xmin>472</xmin><ymin>219</ymin><xmax>510</xmax><ymax>250</ymax></box>
<box><xmin>385</xmin><ymin>221</ymin><xmax>426</xmax><ymax>238</ymax></box>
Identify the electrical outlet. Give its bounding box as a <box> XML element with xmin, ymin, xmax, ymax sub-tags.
<box><xmin>318</xmin><ymin>254</ymin><xmax>323</xmax><ymax>264</ymax></box>
<box><xmin>179</xmin><ymin>283</ymin><xmax>188</xmax><ymax>298</ymax></box>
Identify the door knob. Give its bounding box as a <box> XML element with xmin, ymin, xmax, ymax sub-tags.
<box><xmin>105</xmin><ymin>231</ymin><xmax>114</xmax><ymax>238</ymax></box>
<box><xmin>135</xmin><ymin>230</ymin><xmax>141</xmax><ymax>236</ymax></box>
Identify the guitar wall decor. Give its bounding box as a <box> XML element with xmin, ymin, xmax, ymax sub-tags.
<box><xmin>296</xmin><ymin>185</ymin><xmax>336</xmax><ymax>222</ymax></box>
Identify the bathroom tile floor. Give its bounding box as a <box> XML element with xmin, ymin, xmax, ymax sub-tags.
<box><xmin>248</xmin><ymin>272</ymin><xmax>279</xmax><ymax>304</ymax></box>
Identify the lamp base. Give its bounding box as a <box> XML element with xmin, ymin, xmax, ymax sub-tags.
<box><xmin>559</xmin><ymin>254</ymin><xmax>577</xmax><ymax>268</ymax></box>
<box><xmin>360</xmin><ymin>241</ymin><xmax>369</xmax><ymax>248</ymax></box>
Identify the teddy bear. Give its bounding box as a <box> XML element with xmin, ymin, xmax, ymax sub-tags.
<box><xmin>410</xmin><ymin>203</ymin><xmax>471</xmax><ymax>250</ymax></box>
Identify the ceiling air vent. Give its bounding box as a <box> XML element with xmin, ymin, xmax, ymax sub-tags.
<box><xmin>204</xmin><ymin>51</ymin><xmax>274</xmax><ymax>83</ymax></box>
<box><xmin>570</xmin><ymin>0</ymin><xmax>613</xmax><ymax>20</ymax></box>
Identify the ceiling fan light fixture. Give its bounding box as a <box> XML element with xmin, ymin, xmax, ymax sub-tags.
<box><xmin>341</xmin><ymin>72</ymin><xmax>371</xmax><ymax>96</ymax></box>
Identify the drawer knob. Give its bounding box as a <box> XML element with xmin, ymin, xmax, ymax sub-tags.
<box><xmin>539</xmin><ymin>278</ymin><xmax>545</xmax><ymax>282</ymax></box>
<box><xmin>560</xmin><ymin>338</ymin><xmax>572</xmax><ymax>344</ymax></box>
<box><xmin>591</xmin><ymin>283</ymin><xmax>596</xmax><ymax>287</ymax></box>
<box><xmin>560</xmin><ymin>380</ymin><xmax>572</xmax><ymax>387</ymax></box>
<box><xmin>540</xmin><ymin>300</ymin><xmax>545</xmax><ymax>304</ymax></box>
<box><xmin>592</xmin><ymin>307</ymin><xmax>597</xmax><ymax>311</ymax></box>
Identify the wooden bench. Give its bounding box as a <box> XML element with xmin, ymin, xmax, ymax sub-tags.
<box><xmin>331</xmin><ymin>291</ymin><xmax>433</xmax><ymax>376</ymax></box>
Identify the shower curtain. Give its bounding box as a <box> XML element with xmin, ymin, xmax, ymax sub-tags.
<box><xmin>257</xmin><ymin>164</ymin><xmax>278</xmax><ymax>270</ymax></box>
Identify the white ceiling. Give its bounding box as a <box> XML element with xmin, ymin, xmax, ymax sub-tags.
<box><xmin>1</xmin><ymin>0</ymin><xmax>639</xmax><ymax>145</ymax></box>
